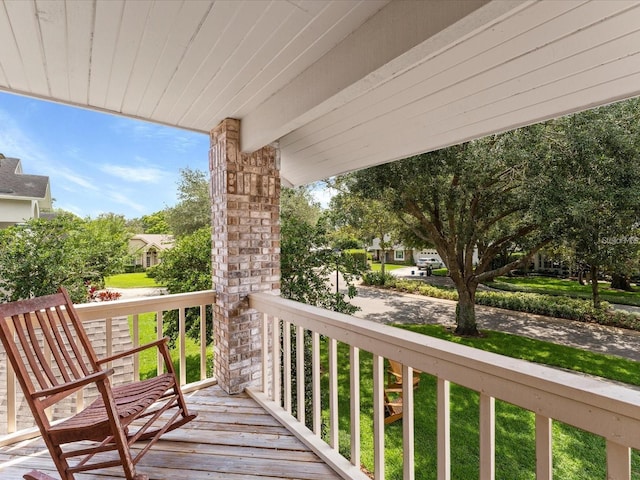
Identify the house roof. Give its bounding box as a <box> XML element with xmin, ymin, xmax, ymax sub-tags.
<box><xmin>1</xmin><ymin>1</ymin><xmax>639</xmax><ymax>185</ymax></box>
<box><xmin>0</xmin><ymin>156</ymin><xmax>51</xmax><ymax>206</ymax></box>
<box><xmin>130</xmin><ymin>234</ymin><xmax>174</xmax><ymax>251</ymax></box>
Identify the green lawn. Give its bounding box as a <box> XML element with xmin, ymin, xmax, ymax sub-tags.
<box><xmin>105</xmin><ymin>272</ymin><xmax>163</xmax><ymax>288</ymax></box>
<box><xmin>369</xmin><ymin>263</ymin><xmax>406</xmax><ymax>272</ymax></box>
<box><xmin>319</xmin><ymin>324</ymin><xmax>640</xmax><ymax>479</ymax></box>
<box><xmin>130</xmin><ymin>312</ymin><xmax>212</xmax><ymax>383</ymax></box>
<box><xmin>488</xmin><ymin>276</ymin><xmax>640</xmax><ymax>307</ymax></box>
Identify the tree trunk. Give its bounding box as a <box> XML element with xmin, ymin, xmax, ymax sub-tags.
<box><xmin>590</xmin><ymin>264</ymin><xmax>601</xmax><ymax>309</ymax></box>
<box><xmin>380</xmin><ymin>250</ymin><xmax>386</xmax><ymax>276</ymax></box>
<box><xmin>455</xmin><ymin>284</ymin><xmax>480</xmax><ymax>336</ymax></box>
<box><xmin>611</xmin><ymin>273</ymin><xmax>632</xmax><ymax>291</ymax></box>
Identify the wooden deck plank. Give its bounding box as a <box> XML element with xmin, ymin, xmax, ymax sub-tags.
<box><xmin>0</xmin><ymin>385</ymin><xmax>343</xmax><ymax>480</ymax></box>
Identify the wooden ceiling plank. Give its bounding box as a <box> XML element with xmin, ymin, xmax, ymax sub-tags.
<box><xmin>166</xmin><ymin>1</ymin><xmax>268</xmax><ymax>125</ymax></box>
<box><xmin>279</xmin><ymin>0</ymin><xmax>601</xmax><ymax>150</ymax></box>
<box><xmin>0</xmin><ymin>2</ymin><xmax>28</xmax><ymax>91</ymax></box>
<box><xmin>103</xmin><ymin>0</ymin><xmax>153</xmax><ymax>112</ymax></box>
<box><xmin>199</xmin><ymin>0</ymin><xmax>382</xmax><ymax>128</ymax></box>
<box><xmin>149</xmin><ymin>0</ymin><xmax>241</xmax><ymax>122</ymax></box>
<box><xmin>4</xmin><ymin>0</ymin><xmax>49</xmax><ymax>94</ymax></box>
<box><xmin>282</xmin><ymin>53</ymin><xmax>640</xmax><ymax>184</ymax></box>
<box><xmin>65</xmin><ymin>0</ymin><xmax>94</xmax><ymax>105</ymax></box>
<box><xmin>339</xmin><ymin>69</ymin><xmax>640</xmax><ymax>184</ymax></box>
<box><xmin>130</xmin><ymin>1</ymin><xmax>212</xmax><ymax>118</ymax></box>
<box><xmin>288</xmin><ymin>25</ymin><xmax>640</xmax><ymax>168</ymax></box>
<box><xmin>240</xmin><ymin>0</ymin><xmax>521</xmax><ymax>153</ymax></box>
<box><xmin>280</xmin><ymin>0</ymin><xmax>639</xmax><ymax>157</ymax></box>
<box><xmin>88</xmin><ymin>0</ymin><xmax>125</xmax><ymax>107</ymax></box>
<box><xmin>184</xmin><ymin>1</ymin><xmax>304</xmax><ymax>128</ymax></box>
<box><xmin>36</xmin><ymin>0</ymin><xmax>69</xmax><ymax>100</ymax></box>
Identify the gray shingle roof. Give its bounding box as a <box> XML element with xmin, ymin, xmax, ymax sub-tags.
<box><xmin>0</xmin><ymin>156</ymin><xmax>49</xmax><ymax>199</ymax></box>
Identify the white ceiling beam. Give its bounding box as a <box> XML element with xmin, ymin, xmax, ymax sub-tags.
<box><xmin>239</xmin><ymin>0</ymin><xmax>526</xmax><ymax>153</ymax></box>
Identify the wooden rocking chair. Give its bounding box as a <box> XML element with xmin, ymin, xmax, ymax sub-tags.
<box><xmin>0</xmin><ymin>287</ymin><xmax>197</xmax><ymax>480</ymax></box>
<box><xmin>384</xmin><ymin>359</ymin><xmax>421</xmax><ymax>424</ymax></box>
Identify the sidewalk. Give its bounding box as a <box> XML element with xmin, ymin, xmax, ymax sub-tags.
<box><xmin>351</xmin><ymin>284</ymin><xmax>640</xmax><ymax>363</ymax></box>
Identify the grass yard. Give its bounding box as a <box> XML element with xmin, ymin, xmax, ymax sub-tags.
<box><xmin>370</xmin><ymin>263</ymin><xmax>407</xmax><ymax>272</ymax></box>
<box><xmin>105</xmin><ymin>272</ymin><xmax>162</xmax><ymax>288</ymax></box>
<box><xmin>129</xmin><ymin>312</ymin><xmax>212</xmax><ymax>383</ymax></box>
<box><xmin>316</xmin><ymin>324</ymin><xmax>640</xmax><ymax>479</ymax></box>
<box><xmin>488</xmin><ymin>276</ymin><xmax>640</xmax><ymax>307</ymax></box>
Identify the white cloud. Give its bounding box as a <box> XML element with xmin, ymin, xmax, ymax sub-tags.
<box><xmin>101</xmin><ymin>164</ymin><xmax>165</xmax><ymax>183</ymax></box>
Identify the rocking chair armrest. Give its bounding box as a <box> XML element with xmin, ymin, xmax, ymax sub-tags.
<box><xmin>31</xmin><ymin>368</ymin><xmax>115</xmax><ymax>399</ymax></box>
<box><xmin>97</xmin><ymin>337</ymin><xmax>170</xmax><ymax>365</ymax></box>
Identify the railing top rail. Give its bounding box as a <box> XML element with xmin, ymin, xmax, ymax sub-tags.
<box><xmin>249</xmin><ymin>292</ymin><xmax>640</xmax><ymax>448</ymax></box>
<box><xmin>75</xmin><ymin>290</ymin><xmax>216</xmax><ymax>321</ymax></box>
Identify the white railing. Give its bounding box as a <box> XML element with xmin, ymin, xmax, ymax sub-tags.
<box><xmin>247</xmin><ymin>292</ymin><xmax>640</xmax><ymax>480</ymax></box>
<box><xmin>0</xmin><ymin>290</ymin><xmax>216</xmax><ymax>446</ymax></box>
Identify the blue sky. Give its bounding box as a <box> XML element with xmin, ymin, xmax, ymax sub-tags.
<box><xmin>0</xmin><ymin>91</ymin><xmax>210</xmax><ymax>219</ymax></box>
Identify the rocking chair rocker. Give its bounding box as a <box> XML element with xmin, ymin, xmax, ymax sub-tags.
<box><xmin>0</xmin><ymin>287</ymin><xmax>197</xmax><ymax>480</ymax></box>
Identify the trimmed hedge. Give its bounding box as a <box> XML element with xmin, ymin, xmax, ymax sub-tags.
<box><xmin>363</xmin><ymin>277</ymin><xmax>640</xmax><ymax>332</ymax></box>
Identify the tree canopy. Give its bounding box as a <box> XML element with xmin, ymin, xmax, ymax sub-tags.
<box><xmin>0</xmin><ymin>212</ymin><xmax>130</xmax><ymax>303</ymax></box>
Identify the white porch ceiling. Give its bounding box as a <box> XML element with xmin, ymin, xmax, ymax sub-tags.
<box><xmin>1</xmin><ymin>0</ymin><xmax>640</xmax><ymax>186</ymax></box>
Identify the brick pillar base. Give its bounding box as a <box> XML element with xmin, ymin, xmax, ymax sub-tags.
<box><xmin>210</xmin><ymin>118</ymin><xmax>280</xmax><ymax>394</ymax></box>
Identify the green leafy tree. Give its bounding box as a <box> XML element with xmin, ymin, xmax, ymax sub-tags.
<box><xmin>328</xmin><ymin>180</ymin><xmax>404</xmax><ymax>275</ymax></box>
<box><xmin>82</xmin><ymin>213</ymin><xmax>131</xmax><ymax>281</ymax></box>
<box><xmin>147</xmin><ymin>226</ymin><xmax>212</xmax><ymax>343</ymax></box>
<box><xmin>0</xmin><ymin>212</ymin><xmax>130</xmax><ymax>303</ymax></box>
<box><xmin>350</xmin><ymin>127</ymin><xmax>557</xmax><ymax>335</ymax></box>
<box><xmin>550</xmin><ymin>99</ymin><xmax>640</xmax><ymax>306</ymax></box>
<box><xmin>127</xmin><ymin>210</ymin><xmax>171</xmax><ymax>234</ymax></box>
<box><xmin>281</xmin><ymin>187</ymin><xmax>362</xmax><ymax>314</ymax></box>
<box><xmin>165</xmin><ymin>168</ymin><xmax>211</xmax><ymax>237</ymax></box>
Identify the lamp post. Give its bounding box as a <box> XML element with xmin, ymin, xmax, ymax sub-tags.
<box><xmin>333</xmin><ymin>248</ymin><xmax>342</xmax><ymax>294</ymax></box>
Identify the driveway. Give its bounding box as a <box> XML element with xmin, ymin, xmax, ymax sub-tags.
<box><xmin>350</xmin><ymin>285</ymin><xmax>640</xmax><ymax>363</ymax></box>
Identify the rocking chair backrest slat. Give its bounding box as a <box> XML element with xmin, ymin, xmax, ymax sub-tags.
<box><xmin>0</xmin><ymin>290</ymin><xmax>98</xmax><ymax>398</ymax></box>
<box><xmin>37</xmin><ymin>308</ymin><xmax>74</xmax><ymax>383</ymax></box>
<box><xmin>24</xmin><ymin>311</ymin><xmax>60</xmax><ymax>389</ymax></box>
<box><xmin>53</xmin><ymin>303</ymin><xmax>94</xmax><ymax>377</ymax></box>
<box><xmin>12</xmin><ymin>311</ymin><xmax>55</xmax><ymax>391</ymax></box>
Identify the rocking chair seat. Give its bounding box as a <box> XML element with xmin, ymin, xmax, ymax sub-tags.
<box><xmin>48</xmin><ymin>373</ymin><xmax>176</xmax><ymax>444</ymax></box>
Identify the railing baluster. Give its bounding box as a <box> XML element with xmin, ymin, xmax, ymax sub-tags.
<box><xmin>284</xmin><ymin>320</ymin><xmax>292</xmax><ymax>413</ymax></box>
<box><xmin>262</xmin><ymin>313</ymin><xmax>269</xmax><ymax>396</ymax></box>
<box><xmin>329</xmin><ymin>337</ymin><xmax>338</xmax><ymax>449</ymax></box>
<box><xmin>373</xmin><ymin>354</ymin><xmax>384</xmax><ymax>480</ymax></box>
<box><xmin>272</xmin><ymin>316</ymin><xmax>281</xmax><ymax>406</ymax></box>
<box><xmin>132</xmin><ymin>313</ymin><xmax>139</xmax><ymax>381</ymax></box>
<box><xmin>3</xmin><ymin>323</ymin><xmax>17</xmax><ymax>433</ymax></box>
<box><xmin>437</xmin><ymin>377</ymin><xmax>451</xmax><ymax>480</ymax></box>
<box><xmin>312</xmin><ymin>330</ymin><xmax>320</xmax><ymax>435</ymax></box>
<box><xmin>200</xmin><ymin>304</ymin><xmax>206</xmax><ymax>380</ymax></box>
<box><xmin>296</xmin><ymin>325</ymin><xmax>305</xmax><ymax>425</ymax></box>
<box><xmin>606</xmin><ymin>440</ymin><xmax>631</xmax><ymax>480</ymax></box>
<box><xmin>479</xmin><ymin>393</ymin><xmax>495</xmax><ymax>480</ymax></box>
<box><xmin>403</xmin><ymin>364</ymin><xmax>415</xmax><ymax>480</ymax></box>
<box><xmin>156</xmin><ymin>310</ymin><xmax>163</xmax><ymax>375</ymax></box>
<box><xmin>179</xmin><ymin>307</ymin><xmax>186</xmax><ymax>386</ymax></box>
<box><xmin>535</xmin><ymin>414</ymin><xmax>552</xmax><ymax>479</ymax></box>
<box><xmin>350</xmin><ymin>345</ymin><xmax>360</xmax><ymax>468</ymax></box>
<box><xmin>105</xmin><ymin>317</ymin><xmax>113</xmax><ymax>370</ymax></box>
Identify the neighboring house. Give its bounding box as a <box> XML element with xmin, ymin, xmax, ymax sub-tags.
<box><xmin>0</xmin><ymin>154</ymin><xmax>52</xmax><ymax>229</ymax></box>
<box><xmin>369</xmin><ymin>236</ymin><xmax>414</xmax><ymax>264</ymax></box>
<box><xmin>128</xmin><ymin>234</ymin><xmax>174</xmax><ymax>269</ymax></box>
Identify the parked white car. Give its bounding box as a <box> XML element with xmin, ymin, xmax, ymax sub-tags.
<box><xmin>416</xmin><ymin>257</ymin><xmax>443</xmax><ymax>270</ymax></box>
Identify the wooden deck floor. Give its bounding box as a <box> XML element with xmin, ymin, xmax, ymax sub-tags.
<box><xmin>0</xmin><ymin>385</ymin><xmax>342</xmax><ymax>480</ymax></box>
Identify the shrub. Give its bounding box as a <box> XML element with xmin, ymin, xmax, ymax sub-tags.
<box><xmin>362</xmin><ymin>271</ymin><xmax>396</xmax><ymax>286</ymax></box>
<box><xmin>345</xmin><ymin>249</ymin><xmax>368</xmax><ymax>270</ymax></box>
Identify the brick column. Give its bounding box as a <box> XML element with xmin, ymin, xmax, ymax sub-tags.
<box><xmin>210</xmin><ymin>118</ymin><xmax>280</xmax><ymax>394</ymax></box>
